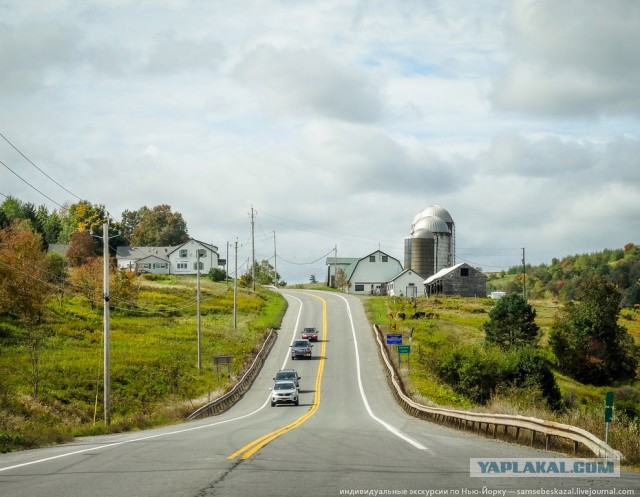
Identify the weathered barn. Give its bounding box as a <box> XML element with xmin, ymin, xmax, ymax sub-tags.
<box><xmin>423</xmin><ymin>262</ymin><xmax>486</xmax><ymax>298</ymax></box>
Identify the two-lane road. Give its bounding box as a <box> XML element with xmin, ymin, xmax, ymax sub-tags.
<box><xmin>1</xmin><ymin>290</ymin><xmax>639</xmax><ymax>496</ymax></box>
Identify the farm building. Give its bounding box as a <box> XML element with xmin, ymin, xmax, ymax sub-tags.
<box><xmin>423</xmin><ymin>262</ymin><xmax>486</xmax><ymax>298</ymax></box>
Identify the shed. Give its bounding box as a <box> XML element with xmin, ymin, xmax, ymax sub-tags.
<box><xmin>423</xmin><ymin>262</ymin><xmax>487</xmax><ymax>298</ymax></box>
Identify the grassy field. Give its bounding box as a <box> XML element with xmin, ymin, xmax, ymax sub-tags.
<box><xmin>0</xmin><ymin>275</ymin><xmax>287</xmax><ymax>452</ymax></box>
<box><xmin>364</xmin><ymin>295</ymin><xmax>640</xmax><ymax>466</ymax></box>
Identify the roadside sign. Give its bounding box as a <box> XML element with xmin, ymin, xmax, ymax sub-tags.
<box><xmin>605</xmin><ymin>391</ymin><xmax>614</xmax><ymax>422</ymax></box>
<box><xmin>386</xmin><ymin>333</ymin><xmax>402</xmax><ymax>345</ymax></box>
<box><xmin>398</xmin><ymin>345</ymin><xmax>411</xmax><ymax>354</ymax></box>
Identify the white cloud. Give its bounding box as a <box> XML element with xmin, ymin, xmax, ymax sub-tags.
<box><xmin>492</xmin><ymin>0</ymin><xmax>640</xmax><ymax>117</ymax></box>
<box><xmin>1</xmin><ymin>0</ymin><xmax>639</xmax><ymax>283</ymax></box>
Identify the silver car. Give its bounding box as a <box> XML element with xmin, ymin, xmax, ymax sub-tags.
<box><xmin>270</xmin><ymin>380</ymin><xmax>299</xmax><ymax>407</ymax></box>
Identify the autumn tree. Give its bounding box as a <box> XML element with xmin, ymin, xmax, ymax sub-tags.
<box><xmin>483</xmin><ymin>293</ymin><xmax>540</xmax><ymax>349</ymax></box>
<box><xmin>68</xmin><ymin>257</ymin><xmax>103</xmax><ymax>309</ymax></box>
<box><xmin>59</xmin><ymin>200</ymin><xmax>107</xmax><ymax>242</ymax></box>
<box><xmin>67</xmin><ymin>230</ymin><xmax>99</xmax><ymax>267</ymax></box>
<box><xmin>0</xmin><ymin>221</ymin><xmax>52</xmax><ymax>323</ymax></box>
<box><xmin>0</xmin><ymin>221</ymin><xmax>54</xmax><ymax>397</ymax></box>
<box><xmin>130</xmin><ymin>204</ymin><xmax>189</xmax><ymax>247</ymax></box>
<box><xmin>549</xmin><ymin>275</ymin><xmax>638</xmax><ymax>385</ymax></box>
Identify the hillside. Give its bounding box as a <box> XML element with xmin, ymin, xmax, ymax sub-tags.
<box><xmin>486</xmin><ymin>243</ymin><xmax>640</xmax><ymax>307</ymax></box>
<box><xmin>0</xmin><ymin>274</ymin><xmax>287</xmax><ymax>452</ymax></box>
<box><xmin>364</xmin><ymin>294</ymin><xmax>640</xmax><ymax>465</ymax></box>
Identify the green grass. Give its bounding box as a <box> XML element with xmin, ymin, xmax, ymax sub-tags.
<box><xmin>0</xmin><ymin>278</ymin><xmax>287</xmax><ymax>452</ymax></box>
<box><xmin>364</xmin><ymin>295</ymin><xmax>640</xmax><ymax>466</ymax></box>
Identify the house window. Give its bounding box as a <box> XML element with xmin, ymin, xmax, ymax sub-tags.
<box><xmin>197</xmin><ymin>249</ymin><xmax>206</xmax><ymax>257</ymax></box>
<box><xmin>355</xmin><ymin>284</ymin><xmax>365</xmax><ymax>292</ymax></box>
<box><xmin>193</xmin><ymin>262</ymin><xmax>204</xmax><ymax>271</ymax></box>
<box><xmin>179</xmin><ymin>249</ymin><xmax>188</xmax><ymax>257</ymax></box>
<box><xmin>382</xmin><ymin>255</ymin><xmax>388</xmax><ymax>262</ymax></box>
<box><xmin>460</xmin><ymin>267</ymin><xmax>469</xmax><ymax>277</ymax></box>
<box><xmin>370</xmin><ymin>255</ymin><xmax>375</xmax><ymax>262</ymax></box>
<box><xmin>177</xmin><ymin>263</ymin><xmax>188</xmax><ymax>270</ymax></box>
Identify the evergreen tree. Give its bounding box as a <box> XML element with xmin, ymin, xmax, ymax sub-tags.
<box><xmin>549</xmin><ymin>275</ymin><xmax>638</xmax><ymax>385</ymax></box>
<box><xmin>483</xmin><ymin>293</ymin><xmax>540</xmax><ymax>349</ymax></box>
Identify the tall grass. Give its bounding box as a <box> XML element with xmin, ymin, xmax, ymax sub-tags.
<box><xmin>364</xmin><ymin>295</ymin><xmax>640</xmax><ymax>466</ymax></box>
<box><xmin>0</xmin><ymin>279</ymin><xmax>287</xmax><ymax>452</ymax></box>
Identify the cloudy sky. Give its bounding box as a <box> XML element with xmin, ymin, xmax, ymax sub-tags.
<box><xmin>1</xmin><ymin>0</ymin><xmax>639</xmax><ymax>284</ymax></box>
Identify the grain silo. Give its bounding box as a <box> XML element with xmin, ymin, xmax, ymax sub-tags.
<box><xmin>405</xmin><ymin>204</ymin><xmax>455</xmax><ymax>279</ymax></box>
<box><xmin>410</xmin><ymin>228</ymin><xmax>435</xmax><ymax>279</ymax></box>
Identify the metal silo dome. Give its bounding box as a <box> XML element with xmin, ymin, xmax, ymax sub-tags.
<box><xmin>421</xmin><ymin>204</ymin><xmax>453</xmax><ymax>224</ymax></box>
<box><xmin>413</xmin><ymin>216</ymin><xmax>449</xmax><ymax>234</ymax></box>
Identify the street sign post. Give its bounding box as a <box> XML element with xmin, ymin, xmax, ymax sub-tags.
<box><xmin>605</xmin><ymin>391</ymin><xmax>614</xmax><ymax>444</ymax></box>
<box><xmin>386</xmin><ymin>333</ymin><xmax>402</xmax><ymax>345</ymax></box>
<box><xmin>398</xmin><ymin>345</ymin><xmax>411</xmax><ymax>354</ymax></box>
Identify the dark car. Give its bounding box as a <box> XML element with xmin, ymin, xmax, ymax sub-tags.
<box><xmin>301</xmin><ymin>327</ymin><xmax>319</xmax><ymax>341</ymax></box>
<box><xmin>274</xmin><ymin>369</ymin><xmax>301</xmax><ymax>387</ymax></box>
<box><xmin>290</xmin><ymin>339</ymin><xmax>313</xmax><ymax>360</ymax></box>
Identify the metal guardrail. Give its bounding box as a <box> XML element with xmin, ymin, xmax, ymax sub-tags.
<box><xmin>187</xmin><ymin>329</ymin><xmax>278</xmax><ymax>421</ymax></box>
<box><xmin>372</xmin><ymin>325</ymin><xmax>622</xmax><ymax>461</ymax></box>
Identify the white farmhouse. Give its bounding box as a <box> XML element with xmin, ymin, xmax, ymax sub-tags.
<box><xmin>116</xmin><ymin>239</ymin><xmax>221</xmax><ymax>275</ymax></box>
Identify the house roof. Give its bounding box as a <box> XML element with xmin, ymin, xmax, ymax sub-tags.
<box><xmin>167</xmin><ymin>239</ymin><xmax>218</xmax><ymax>256</ymax></box>
<box><xmin>388</xmin><ymin>268</ymin><xmax>422</xmax><ymax>283</ymax></box>
<box><xmin>423</xmin><ymin>262</ymin><xmax>466</xmax><ymax>284</ymax></box>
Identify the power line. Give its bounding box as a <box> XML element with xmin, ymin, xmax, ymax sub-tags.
<box><xmin>0</xmin><ymin>158</ymin><xmax>66</xmax><ymax>208</ymax></box>
<box><xmin>0</xmin><ymin>132</ymin><xmax>83</xmax><ymax>202</ymax></box>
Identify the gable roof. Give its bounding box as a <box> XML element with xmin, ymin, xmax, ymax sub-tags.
<box><xmin>116</xmin><ymin>246</ymin><xmax>172</xmax><ymax>260</ymax></box>
<box><xmin>423</xmin><ymin>262</ymin><xmax>486</xmax><ymax>284</ymax></box>
<box><xmin>388</xmin><ymin>268</ymin><xmax>422</xmax><ymax>283</ymax></box>
<box><xmin>348</xmin><ymin>250</ymin><xmax>403</xmax><ymax>281</ymax></box>
<box><xmin>167</xmin><ymin>239</ymin><xmax>218</xmax><ymax>256</ymax></box>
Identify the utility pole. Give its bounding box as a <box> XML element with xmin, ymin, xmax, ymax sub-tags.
<box><xmin>333</xmin><ymin>245</ymin><xmax>337</xmax><ymax>288</ymax></box>
<box><xmin>522</xmin><ymin>247</ymin><xmax>527</xmax><ymax>301</ymax></box>
<box><xmin>196</xmin><ymin>248</ymin><xmax>201</xmax><ymax>370</ymax></box>
<box><xmin>233</xmin><ymin>239</ymin><xmax>238</xmax><ymax>330</ymax></box>
<box><xmin>102</xmin><ymin>221</ymin><xmax>111</xmax><ymax>426</ymax></box>
<box><xmin>251</xmin><ymin>206</ymin><xmax>255</xmax><ymax>291</ymax></box>
<box><xmin>273</xmin><ymin>231</ymin><xmax>277</xmax><ymax>287</ymax></box>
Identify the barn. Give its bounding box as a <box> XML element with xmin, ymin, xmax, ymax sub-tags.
<box><xmin>423</xmin><ymin>262</ymin><xmax>486</xmax><ymax>298</ymax></box>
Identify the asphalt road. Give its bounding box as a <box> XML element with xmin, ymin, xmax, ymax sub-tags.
<box><xmin>1</xmin><ymin>290</ymin><xmax>639</xmax><ymax>497</ymax></box>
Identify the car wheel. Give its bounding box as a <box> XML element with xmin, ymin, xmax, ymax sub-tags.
<box><xmin>271</xmin><ymin>401</ymin><xmax>276</xmax><ymax>407</ymax></box>
<box><xmin>294</xmin><ymin>399</ymin><xmax>299</xmax><ymax>406</ymax></box>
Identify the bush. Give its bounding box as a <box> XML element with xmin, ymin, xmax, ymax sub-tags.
<box><xmin>433</xmin><ymin>344</ymin><xmax>561</xmax><ymax>409</ymax></box>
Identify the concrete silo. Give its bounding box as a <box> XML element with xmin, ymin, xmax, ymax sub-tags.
<box><xmin>406</xmin><ymin>205</ymin><xmax>455</xmax><ymax>278</ymax></box>
<box><xmin>410</xmin><ymin>228</ymin><xmax>435</xmax><ymax>279</ymax></box>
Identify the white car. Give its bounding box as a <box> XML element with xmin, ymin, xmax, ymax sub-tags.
<box><xmin>270</xmin><ymin>380</ymin><xmax>299</xmax><ymax>407</ymax></box>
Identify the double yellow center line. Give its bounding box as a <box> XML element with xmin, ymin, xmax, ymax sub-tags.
<box><xmin>228</xmin><ymin>293</ymin><xmax>327</xmax><ymax>460</ymax></box>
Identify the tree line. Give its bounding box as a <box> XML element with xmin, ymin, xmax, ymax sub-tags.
<box><xmin>0</xmin><ymin>196</ymin><xmax>190</xmax><ymax>254</ymax></box>
<box><xmin>489</xmin><ymin>243</ymin><xmax>640</xmax><ymax>307</ymax></box>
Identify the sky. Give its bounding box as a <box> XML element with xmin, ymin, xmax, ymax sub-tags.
<box><xmin>1</xmin><ymin>0</ymin><xmax>639</xmax><ymax>284</ymax></box>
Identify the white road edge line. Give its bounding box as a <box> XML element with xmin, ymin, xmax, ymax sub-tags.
<box><xmin>336</xmin><ymin>293</ymin><xmax>430</xmax><ymax>452</ymax></box>
<box><xmin>0</xmin><ymin>295</ymin><xmax>306</xmax><ymax>474</ymax></box>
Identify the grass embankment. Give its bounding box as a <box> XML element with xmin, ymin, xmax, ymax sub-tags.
<box><xmin>365</xmin><ymin>295</ymin><xmax>640</xmax><ymax>466</ymax></box>
<box><xmin>0</xmin><ymin>275</ymin><xmax>287</xmax><ymax>452</ymax></box>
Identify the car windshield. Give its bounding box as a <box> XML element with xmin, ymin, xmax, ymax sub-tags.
<box><xmin>293</xmin><ymin>341</ymin><xmax>308</xmax><ymax>347</ymax></box>
<box><xmin>277</xmin><ymin>372</ymin><xmax>295</xmax><ymax>379</ymax></box>
<box><xmin>274</xmin><ymin>382</ymin><xmax>295</xmax><ymax>390</ymax></box>
<box><xmin>304</xmin><ymin>328</ymin><xmax>316</xmax><ymax>332</ymax></box>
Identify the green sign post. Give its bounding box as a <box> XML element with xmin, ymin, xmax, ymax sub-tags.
<box><xmin>398</xmin><ymin>345</ymin><xmax>411</xmax><ymax>354</ymax></box>
<box><xmin>605</xmin><ymin>391</ymin><xmax>614</xmax><ymax>444</ymax></box>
